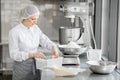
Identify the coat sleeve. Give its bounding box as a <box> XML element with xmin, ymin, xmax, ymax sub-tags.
<box><xmin>38</xmin><ymin>28</ymin><xmax>56</xmax><ymax>50</ymax></box>
<box><xmin>9</xmin><ymin>30</ymin><xmax>29</xmax><ymax>62</ymax></box>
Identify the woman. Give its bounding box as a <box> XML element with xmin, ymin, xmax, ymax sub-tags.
<box><xmin>9</xmin><ymin>5</ymin><xmax>59</xmax><ymax>80</ymax></box>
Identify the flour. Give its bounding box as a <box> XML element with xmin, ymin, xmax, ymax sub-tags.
<box><xmin>59</xmin><ymin>41</ymin><xmax>81</xmax><ymax>49</ymax></box>
<box><xmin>67</xmin><ymin>41</ymin><xmax>81</xmax><ymax>48</ymax></box>
<box><xmin>53</xmin><ymin>66</ymin><xmax>78</xmax><ymax>76</ymax></box>
<box><xmin>44</xmin><ymin>66</ymin><xmax>78</xmax><ymax>76</ymax></box>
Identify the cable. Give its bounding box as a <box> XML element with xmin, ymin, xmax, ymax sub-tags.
<box><xmin>89</xmin><ymin>16</ymin><xmax>97</xmax><ymax>49</ymax></box>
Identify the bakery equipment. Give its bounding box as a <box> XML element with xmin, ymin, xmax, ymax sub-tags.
<box><xmin>59</xmin><ymin>27</ymin><xmax>82</xmax><ymax>44</ymax></box>
<box><xmin>58</xmin><ymin>42</ymin><xmax>89</xmax><ymax>65</ymax></box>
<box><xmin>59</xmin><ymin>2</ymin><xmax>94</xmax><ymax>46</ymax></box>
<box><xmin>59</xmin><ymin>1</ymin><xmax>94</xmax><ymax>65</ymax></box>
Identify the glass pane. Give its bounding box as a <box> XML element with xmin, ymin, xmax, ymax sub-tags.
<box><xmin>101</xmin><ymin>0</ymin><xmax>110</xmax><ymax>60</ymax></box>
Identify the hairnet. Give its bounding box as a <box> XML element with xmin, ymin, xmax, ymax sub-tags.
<box><xmin>20</xmin><ymin>5</ymin><xmax>40</xmax><ymax>20</ymax></box>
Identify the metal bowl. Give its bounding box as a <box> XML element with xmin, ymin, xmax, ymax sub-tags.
<box><xmin>59</xmin><ymin>48</ymin><xmax>80</xmax><ymax>54</ymax></box>
<box><xmin>86</xmin><ymin>61</ymin><xmax>117</xmax><ymax>74</ymax></box>
<box><xmin>58</xmin><ymin>45</ymin><xmax>88</xmax><ymax>55</ymax></box>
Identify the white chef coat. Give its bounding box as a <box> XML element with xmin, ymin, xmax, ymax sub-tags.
<box><xmin>9</xmin><ymin>23</ymin><xmax>56</xmax><ymax>62</ymax></box>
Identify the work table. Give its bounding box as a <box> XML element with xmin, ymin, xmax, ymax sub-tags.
<box><xmin>40</xmin><ymin>54</ymin><xmax>120</xmax><ymax>80</ymax></box>
<box><xmin>41</xmin><ymin>70</ymin><xmax>119</xmax><ymax>80</ymax></box>
<box><xmin>0</xmin><ymin>45</ymin><xmax>120</xmax><ymax>80</ymax></box>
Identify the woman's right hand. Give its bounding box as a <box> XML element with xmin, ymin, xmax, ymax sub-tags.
<box><xmin>29</xmin><ymin>53</ymin><xmax>46</xmax><ymax>58</ymax></box>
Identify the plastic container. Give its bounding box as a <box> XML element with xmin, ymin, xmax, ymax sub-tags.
<box><xmin>36</xmin><ymin>57</ymin><xmax>63</xmax><ymax>69</ymax></box>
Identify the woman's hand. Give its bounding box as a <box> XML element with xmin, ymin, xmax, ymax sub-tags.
<box><xmin>52</xmin><ymin>47</ymin><xmax>59</xmax><ymax>58</ymax></box>
<box><xmin>29</xmin><ymin>53</ymin><xmax>46</xmax><ymax>58</ymax></box>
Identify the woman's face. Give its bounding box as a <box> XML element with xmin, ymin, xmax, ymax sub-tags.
<box><xmin>25</xmin><ymin>14</ymin><xmax>39</xmax><ymax>27</ymax></box>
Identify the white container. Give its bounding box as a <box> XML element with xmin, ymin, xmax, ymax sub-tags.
<box><xmin>87</xmin><ymin>49</ymin><xmax>102</xmax><ymax>61</ymax></box>
<box><xmin>36</xmin><ymin>57</ymin><xmax>63</xmax><ymax>69</ymax></box>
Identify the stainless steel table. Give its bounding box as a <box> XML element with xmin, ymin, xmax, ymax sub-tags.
<box><xmin>41</xmin><ymin>54</ymin><xmax>120</xmax><ymax>80</ymax></box>
<box><xmin>41</xmin><ymin>67</ymin><xmax>120</xmax><ymax>80</ymax></box>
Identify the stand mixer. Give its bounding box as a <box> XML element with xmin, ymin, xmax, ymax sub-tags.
<box><xmin>59</xmin><ymin>1</ymin><xmax>94</xmax><ymax>65</ymax></box>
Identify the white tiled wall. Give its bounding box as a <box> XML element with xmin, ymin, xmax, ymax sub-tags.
<box><xmin>1</xmin><ymin>0</ymin><xmax>33</xmax><ymax>42</ymax></box>
<box><xmin>1</xmin><ymin>0</ymin><xmax>71</xmax><ymax>42</ymax></box>
<box><xmin>1</xmin><ymin>0</ymin><xmax>71</xmax><ymax>69</ymax></box>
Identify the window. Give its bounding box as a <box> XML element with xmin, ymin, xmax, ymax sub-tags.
<box><xmin>95</xmin><ymin>0</ymin><xmax>119</xmax><ymax>69</ymax></box>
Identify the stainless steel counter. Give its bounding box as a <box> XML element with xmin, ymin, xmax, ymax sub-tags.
<box><xmin>40</xmin><ymin>54</ymin><xmax>120</xmax><ymax>80</ymax></box>
<box><xmin>41</xmin><ymin>68</ymin><xmax>120</xmax><ymax>80</ymax></box>
<box><xmin>0</xmin><ymin>45</ymin><xmax>120</xmax><ymax>80</ymax></box>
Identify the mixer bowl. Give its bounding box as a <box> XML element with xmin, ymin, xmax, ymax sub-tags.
<box><xmin>59</xmin><ymin>45</ymin><xmax>88</xmax><ymax>55</ymax></box>
<box><xmin>59</xmin><ymin>47</ymin><xmax>80</xmax><ymax>54</ymax></box>
<box><xmin>59</xmin><ymin>45</ymin><xmax>81</xmax><ymax>54</ymax></box>
<box><xmin>86</xmin><ymin>61</ymin><xmax>117</xmax><ymax>74</ymax></box>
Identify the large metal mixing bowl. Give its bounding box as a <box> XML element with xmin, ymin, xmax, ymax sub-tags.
<box><xmin>59</xmin><ymin>45</ymin><xmax>88</xmax><ymax>55</ymax></box>
<box><xmin>86</xmin><ymin>61</ymin><xmax>117</xmax><ymax>74</ymax></box>
<box><xmin>59</xmin><ymin>46</ymin><xmax>81</xmax><ymax>55</ymax></box>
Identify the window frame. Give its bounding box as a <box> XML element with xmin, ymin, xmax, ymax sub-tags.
<box><xmin>117</xmin><ymin>0</ymin><xmax>120</xmax><ymax>69</ymax></box>
<box><xmin>95</xmin><ymin>0</ymin><xmax>119</xmax><ymax>67</ymax></box>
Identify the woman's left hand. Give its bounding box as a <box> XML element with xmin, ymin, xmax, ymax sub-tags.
<box><xmin>52</xmin><ymin>47</ymin><xmax>59</xmax><ymax>58</ymax></box>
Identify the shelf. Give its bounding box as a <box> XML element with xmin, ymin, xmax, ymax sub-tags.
<box><xmin>0</xmin><ymin>42</ymin><xmax>8</xmax><ymax>45</ymax></box>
